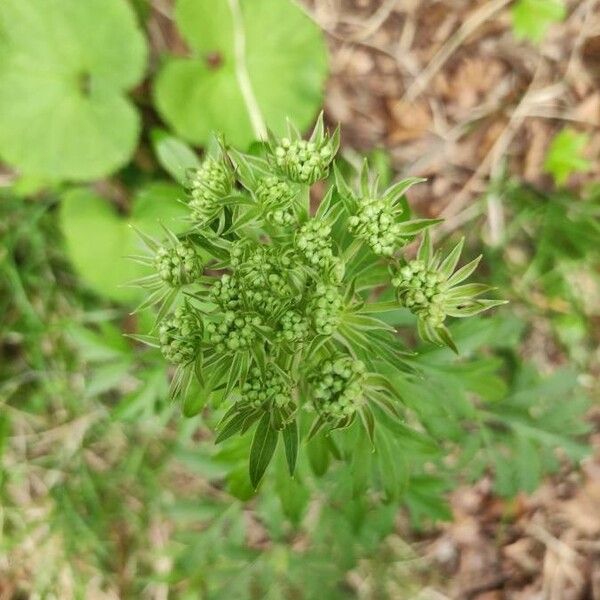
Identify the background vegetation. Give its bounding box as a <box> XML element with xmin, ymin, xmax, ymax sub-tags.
<box><xmin>0</xmin><ymin>0</ymin><xmax>598</xmax><ymax>598</ymax></box>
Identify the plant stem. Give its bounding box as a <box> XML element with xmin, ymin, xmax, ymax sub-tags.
<box><xmin>228</xmin><ymin>0</ymin><xmax>267</xmax><ymax>141</ymax></box>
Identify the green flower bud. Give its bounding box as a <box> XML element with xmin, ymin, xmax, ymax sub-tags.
<box><xmin>349</xmin><ymin>198</ymin><xmax>403</xmax><ymax>256</ymax></box>
<box><xmin>159</xmin><ymin>305</ymin><xmax>202</xmax><ymax>365</ymax></box>
<box><xmin>308</xmin><ymin>283</ymin><xmax>343</xmax><ymax>336</ymax></box>
<box><xmin>278</xmin><ymin>310</ymin><xmax>311</xmax><ymax>344</ymax></box>
<box><xmin>155</xmin><ymin>241</ymin><xmax>202</xmax><ymax>287</ymax></box>
<box><xmin>205</xmin><ymin>311</ymin><xmax>262</xmax><ymax>354</ymax></box>
<box><xmin>271</xmin><ymin>138</ymin><xmax>335</xmax><ymax>184</ymax></box>
<box><xmin>188</xmin><ymin>157</ymin><xmax>233</xmax><ymax>225</ymax></box>
<box><xmin>235</xmin><ymin>244</ymin><xmax>296</xmax><ymax>318</ymax></box>
<box><xmin>393</xmin><ymin>259</ymin><xmax>448</xmax><ymax>327</ymax></box>
<box><xmin>309</xmin><ymin>357</ymin><xmax>365</xmax><ymax>422</ymax></box>
<box><xmin>209</xmin><ymin>273</ymin><xmax>242</xmax><ymax>310</ymax></box>
<box><xmin>255</xmin><ymin>175</ymin><xmax>297</xmax><ymax>226</ymax></box>
<box><xmin>240</xmin><ymin>365</ymin><xmax>292</xmax><ymax>411</ymax></box>
<box><xmin>295</xmin><ymin>219</ymin><xmax>334</xmax><ymax>270</ymax></box>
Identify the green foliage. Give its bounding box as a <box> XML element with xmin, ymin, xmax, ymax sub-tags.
<box><xmin>133</xmin><ymin>117</ymin><xmax>505</xmax><ymax>489</ymax></box>
<box><xmin>59</xmin><ymin>183</ymin><xmax>188</xmax><ymax>303</ymax></box>
<box><xmin>488</xmin><ymin>181</ymin><xmax>600</xmax><ymax>367</ymax></box>
<box><xmin>154</xmin><ymin>0</ymin><xmax>328</xmax><ymax>147</ymax></box>
<box><xmin>0</xmin><ymin>0</ymin><xmax>147</xmax><ymax>180</ymax></box>
<box><xmin>512</xmin><ymin>0</ymin><xmax>566</xmax><ymax>43</ymax></box>
<box><xmin>1</xmin><ymin>175</ymin><xmax>594</xmax><ymax>598</ymax></box>
<box><xmin>544</xmin><ymin>128</ymin><xmax>591</xmax><ymax>185</ymax></box>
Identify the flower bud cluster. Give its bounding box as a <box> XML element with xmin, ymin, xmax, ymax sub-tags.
<box><xmin>295</xmin><ymin>220</ymin><xmax>334</xmax><ymax>270</ymax></box>
<box><xmin>159</xmin><ymin>305</ymin><xmax>202</xmax><ymax>365</ymax></box>
<box><xmin>310</xmin><ymin>357</ymin><xmax>366</xmax><ymax>422</ymax></box>
<box><xmin>205</xmin><ymin>312</ymin><xmax>262</xmax><ymax>353</ymax></box>
<box><xmin>188</xmin><ymin>158</ymin><xmax>233</xmax><ymax>224</ymax></box>
<box><xmin>278</xmin><ymin>310</ymin><xmax>311</xmax><ymax>344</ymax></box>
<box><xmin>392</xmin><ymin>260</ymin><xmax>448</xmax><ymax>328</ymax></box>
<box><xmin>308</xmin><ymin>283</ymin><xmax>343</xmax><ymax>336</ymax></box>
<box><xmin>348</xmin><ymin>198</ymin><xmax>403</xmax><ymax>256</ymax></box>
<box><xmin>237</xmin><ymin>245</ymin><xmax>295</xmax><ymax>316</ymax></box>
<box><xmin>255</xmin><ymin>175</ymin><xmax>296</xmax><ymax>226</ymax></box>
<box><xmin>155</xmin><ymin>241</ymin><xmax>202</xmax><ymax>287</ymax></box>
<box><xmin>273</xmin><ymin>138</ymin><xmax>333</xmax><ymax>184</ymax></box>
<box><xmin>241</xmin><ymin>365</ymin><xmax>291</xmax><ymax>410</ymax></box>
<box><xmin>209</xmin><ymin>273</ymin><xmax>241</xmax><ymax>310</ymax></box>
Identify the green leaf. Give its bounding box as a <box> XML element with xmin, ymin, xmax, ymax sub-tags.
<box><xmin>249</xmin><ymin>412</ymin><xmax>278</xmax><ymax>488</ymax></box>
<box><xmin>0</xmin><ymin>0</ymin><xmax>147</xmax><ymax>180</ymax></box>
<box><xmin>307</xmin><ymin>431</ymin><xmax>330</xmax><ymax>477</ymax></box>
<box><xmin>154</xmin><ymin>0</ymin><xmax>328</xmax><ymax>147</ymax></box>
<box><xmin>512</xmin><ymin>0</ymin><xmax>566</xmax><ymax>43</ymax></box>
<box><xmin>282</xmin><ymin>419</ymin><xmax>299</xmax><ymax>476</ymax></box>
<box><xmin>59</xmin><ymin>183</ymin><xmax>188</xmax><ymax>303</ymax></box>
<box><xmin>544</xmin><ymin>128</ymin><xmax>591</xmax><ymax>185</ymax></box>
<box><xmin>151</xmin><ymin>129</ymin><xmax>200</xmax><ymax>185</ymax></box>
<box><xmin>358</xmin><ymin>406</ymin><xmax>375</xmax><ymax>448</ymax></box>
<box><xmin>216</xmin><ymin>409</ymin><xmax>255</xmax><ymax>443</ymax></box>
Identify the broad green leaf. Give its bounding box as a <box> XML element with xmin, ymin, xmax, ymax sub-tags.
<box><xmin>512</xmin><ymin>0</ymin><xmax>566</xmax><ymax>43</ymax></box>
<box><xmin>59</xmin><ymin>182</ymin><xmax>188</xmax><ymax>303</ymax></box>
<box><xmin>249</xmin><ymin>412</ymin><xmax>278</xmax><ymax>488</ymax></box>
<box><xmin>544</xmin><ymin>128</ymin><xmax>591</xmax><ymax>185</ymax></box>
<box><xmin>0</xmin><ymin>0</ymin><xmax>147</xmax><ymax>180</ymax></box>
<box><xmin>154</xmin><ymin>0</ymin><xmax>328</xmax><ymax>147</ymax></box>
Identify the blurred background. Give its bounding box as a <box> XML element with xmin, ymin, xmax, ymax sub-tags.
<box><xmin>0</xmin><ymin>0</ymin><xmax>599</xmax><ymax>598</ymax></box>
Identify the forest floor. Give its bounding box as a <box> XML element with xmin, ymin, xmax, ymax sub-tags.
<box><xmin>302</xmin><ymin>0</ymin><xmax>600</xmax><ymax>597</ymax></box>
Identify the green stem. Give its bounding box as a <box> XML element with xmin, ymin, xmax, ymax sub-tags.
<box><xmin>228</xmin><ymin>0</ymin><xmax>267</xmax><ymax>141</ymax></box>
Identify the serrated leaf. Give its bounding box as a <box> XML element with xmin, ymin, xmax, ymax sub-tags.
<box><xmin>0</xmin><ymin>0</ymin><xmax>147</xmax><ymax>180</ymax></box>
<box><xmin>154</xmin><ymin>0</ymin><xmax>328</xmax><ymax>148</ymax></box>
<box><xmin>249</xmin><ymin>412</ymin><xmax>278</xmax><ymax>488</ymax></box>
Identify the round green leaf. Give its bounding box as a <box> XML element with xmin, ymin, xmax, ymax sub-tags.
<box><xmin>153</xmin><ymin>0</ymin><xmax>328</xmax><ymax>148</ymax></box>
<box><xmin>0</xmin><ymin>0</ymin><xmax>147</xmax><ymax>181</ymax></box>
<box><xmin>60</xmin><ymin>182</ymin><xmax>188</xmax><ymax>304</ymax></box>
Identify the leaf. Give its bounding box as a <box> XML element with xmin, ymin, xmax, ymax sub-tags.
<box><xmin>437</xmin><ymin>325</ymin><xmax>459</xmax><ymax>354</ymax></box>
<box><xmin>154</xmin><ymin>0</ymin><xmax>328</xmax><ymax>147</ymax></box>
<box><xmin>446</xmin><ymin>255</ymin><xmax>482</xmax><ymax>287</ymax></box>
<box><xmin>544</xmin><ymin>128</ymin><xmax>591</xmax><ymax>185</ymax></box>
<box><xmin>0</xmin><ymin>0</ymin><xmax>147</xmax><ymax>180</ymax></box>
<box><xmin>438</xmin><ymin>237</ymin><xmax>464</xmax><ymax>279</ymax></box>
<box><xmin>417</xmin><ymin>230</ymin><xmax>433</xmax><ymax>263</ymax></box>
<box><xmin>383</xmin><ymin>177</ymin><xmax>427</xmax><ymax>204</ymax></box>
<box><xmin>396</xmin><ymin>218</ymin><xmax>443</xmax><ymax>236</ymax></box>
<box><xmin>512</xmin><ymin>0</ymin><xmax>566</xmax><ymax>43</ymax></box>
<box><xmin>358</xmin><ymin>406</ymin><xmax>375</xmax><ymax>448</ymax></box>
<box><xmin>216</xmin><ymin>408</ymin><xmax>254</xmax><ymax>443</ymax></box>
<box><xmin>307</xmin><ymin>431</ymin><xmax>330</xmax><ymax>477</ymax></box>
<box><xmin>151</xmin><ymin>129</ymin><xmax>200</xmax><ymax>185</ymax></box>
<box><xmin>282</xmin><ymin>419</ymin><xmax>299</xmax><ymax>475</ymax></box>
<box><xmin>249</xmin><ymin>412</ymin><xmax>278</xmax><ymax>488</ymax></box>
<box><xmin>59</xmin><ymin>183</ymin><xmax>188</xmax><ymax>304</ymax></box>
<box><xmin>371</xmin><ymin>404</ymin><xmax>439</xmax><ymax>456</ymax></box>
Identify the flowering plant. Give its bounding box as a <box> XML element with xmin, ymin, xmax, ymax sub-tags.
<box><xmin>133</xmin><ymin>116</ymin><xmax>504</xmax><ymax>487</ymax></box>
